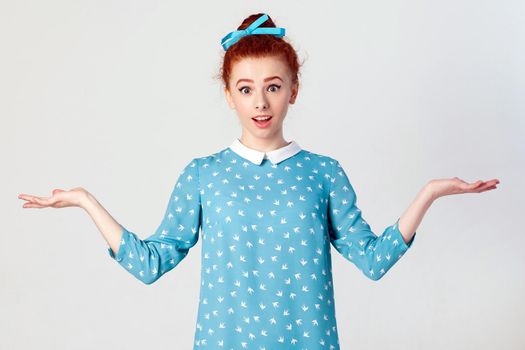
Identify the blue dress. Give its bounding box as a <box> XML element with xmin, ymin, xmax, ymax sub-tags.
<box><xmin>107</xmin><ymin>139</ymin><xmax>416</xmax><ymax>349</ymax></box>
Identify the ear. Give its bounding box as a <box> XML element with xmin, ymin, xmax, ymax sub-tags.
<box><xmin>224</xmin><ymin>87</ymin><xmax>236</xmax><ymax>109</ymax></box>
<box><xmin>289</xmin><ymin>80</ymin><xmax>299</xmax><ymax>104</ymax></box>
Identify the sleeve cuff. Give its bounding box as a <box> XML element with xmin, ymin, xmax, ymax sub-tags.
<box><xmin>107</xmin><ymin>226</ymin><xmax>131</xmax><ymax>262</ymax></box>
<box><xmin>392</xmin><ymin>217</ymin><xmax>416</xmax><ymax>250</ymax></box>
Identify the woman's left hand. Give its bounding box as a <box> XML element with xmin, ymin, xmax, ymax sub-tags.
<box><xmin>428</xmin><ymin>177</ymin><xmax>500</xmax><ymax>200</ymax></box>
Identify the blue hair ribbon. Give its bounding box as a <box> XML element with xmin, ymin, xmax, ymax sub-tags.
<box><xmin>221</xmin><ymin>14</ymin><xmax>286</xmax><ymax>51</ymax></box>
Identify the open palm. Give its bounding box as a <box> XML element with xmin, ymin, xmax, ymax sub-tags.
<box><xmin>18</xmin><ymin>187</ymin><xmax>88</xmax><ymax>209</ymax></box>
<box><xmin>429</xmin><ymin>177</ymin><xmax>500</xmax><ymax>200</ymax></box>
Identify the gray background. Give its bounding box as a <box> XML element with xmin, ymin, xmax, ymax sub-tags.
<box><xmin>2</xmin><ymin>0</ymin><xmax>524</xmax><ymax>349</ymax></box>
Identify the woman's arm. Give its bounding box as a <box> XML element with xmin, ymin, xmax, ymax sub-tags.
<box><xmin>19</xmin><ymin>157</ymin><xmax>203</xmax><ymax>285</ymax></box>
<box><xmin>396</xmin><ymin>184</ymin><xmax>434</xmax><ymax>244</ymax></box>
<box><xmin>19</xmin><ymin>187</ymin><xmax>123</xmax><ymax>254</ymax></box>
<box><xmin>328</xmin><ymin>159</ymin><xmax>417</xmax><ymax>280</ymax></box>
<box><xmin>81</xmin><ymin>191</ymin><xmax>124</xmax><ymax>257</ymax></box>
<box><xmin>397</xmin><ymin>177</ymin><xmax>500</xmax><ymax>244</ymax></box>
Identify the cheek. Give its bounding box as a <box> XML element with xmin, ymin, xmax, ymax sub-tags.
<box><xmin>230</xmin><ymin>97</ymin><xmax>247</xmax><ymax>112</ymax></box>
<box><xmin>235</xmin><ymin>103</ymin><xmax>253</xmax><ymax>120</ymax></box>
<box><xmin>238</xmin><ymin>103</ymin><xmax>253</xmax><ymax>116</ymax></box>
<box><xmin>273</xmin><ymin>95</ymin><xmax>290</xmax><ymax>110</ymax></box>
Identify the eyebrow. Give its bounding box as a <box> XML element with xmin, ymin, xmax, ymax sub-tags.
<box><xmin>236</xmin><ymin>76</ymin><xmax>283</xmax><ymax>86</ymax></box>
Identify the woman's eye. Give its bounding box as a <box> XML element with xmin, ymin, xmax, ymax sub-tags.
<box><xmin>238</xmin><ymin>84</ymin><xmax>281</xmax><ymax>95</ymax></box>
<box><xmin>268</xmin><ymin>84</ymin><xmax>281</xmax><ymax>92</ymax></box>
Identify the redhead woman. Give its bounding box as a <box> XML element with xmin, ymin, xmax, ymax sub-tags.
<box><xmin>18</xmin><ymin>13</ymin><xmax>500</xmax><ymax>350</ymax></box>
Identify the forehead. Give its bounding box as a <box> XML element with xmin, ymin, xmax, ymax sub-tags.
<box><xmin>230</xmin><ymin>56</ymin><xmax>289</xmax><ymax>81</ymax></box>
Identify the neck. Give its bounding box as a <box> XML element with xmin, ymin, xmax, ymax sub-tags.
<box><xmin>239</xmin><ymin>133</ymin><xmax>290</xmax><ymax>152</ymax></box>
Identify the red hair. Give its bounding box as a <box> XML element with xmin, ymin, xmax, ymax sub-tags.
<box><xmin>217</xmin><ymin>13</ymin><xmax>304</xmax><ymax>91</ymax></box>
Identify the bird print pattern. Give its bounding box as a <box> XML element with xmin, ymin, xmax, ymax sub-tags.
<box><xmin>107</xmin><ymin>144</ymin><xmax>416</xmax><ymax>349</ymax></box>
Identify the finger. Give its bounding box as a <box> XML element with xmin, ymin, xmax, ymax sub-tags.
<box><xmin>20</xmin><ymin>196</ymin><xmax>37</xmax><ymax>203</ymax></box>
<box><xmin>478</xmin><ymin>184</ymin><xmax>497</xmax><ymax>192</ymax></box>
<box><xmin>481</xmin><ymin>179</ymin><xmax>499</xmax><ymax>186</ymax></box>
<box><xmin>19</xmin><ymin>194</ymin><xmax>50</xmax><ymax>206</ymax></box>
<box><xmin>463</xmin><ymin>181</ymin><xmax>482</xmax><ymax>190</ymax></box>
<box><xmin>31</xmin><ymin>195</ymin><xmax>65</xmax><ymax>207</ymax></box>
<box><xmin>31</xmin><ymin>196</ymin><xmax>46</xmax><ymax>204</ymax></box>
<box><xmin>18</xmin><ymin>194</ymin><xmax>33</xmax><ymax>201</ymax></box>
<box><xmin>31</xmin><ymin>197</ymin><xmax>54</xmax><ymax>206</ymax></box>
<box><xmin>23</xmin><ymin>202</ymin><xmax>45</xmax><ymax>208</ymax></box>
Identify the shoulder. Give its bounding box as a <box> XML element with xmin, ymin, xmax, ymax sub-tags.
<box><xmin>192</xmin><ymin>147</ymin><xmax>229</xmax><ymax>169</ymax></box>
<box><xmin>299</xmin><ymin>149</ymin><xmax>339</xmax><ymax>170</ymax></box>
<box><xmin>183</xmin><ymin>147</ymin><xmax>234</xmax><ymax>178</ymax></box>
<box><xmin>297</xmin><ymin>150</ymin><xmax>342</xmax><ymax>193</ymax></box>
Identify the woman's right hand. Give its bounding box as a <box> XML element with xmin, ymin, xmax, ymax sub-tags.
<box><xmin>18</xmin><ymin>187</ymin><xmax>89</xmax><ymax>209</ymax></box>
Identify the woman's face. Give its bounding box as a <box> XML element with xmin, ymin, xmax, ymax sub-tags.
<box><xmin>224</xmin><ymin>56</ymin><xmax>298</xmax><ymax>141</ymax></box>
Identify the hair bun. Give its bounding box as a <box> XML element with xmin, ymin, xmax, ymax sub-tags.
<box><xmin>238</xmin><ymin>13</ymin><xmax>277</xmax><ymax>30</ymax></box>
<box><xmin>217</xmin><ymin>13</ymin><xmax>304</xmax><ymax>92</ymax></box>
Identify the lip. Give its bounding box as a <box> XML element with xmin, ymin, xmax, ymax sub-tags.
<box><xmin>252</xmin><ymin>115</ymin><xmax>273</xmax><ymax>120</ymax></box>
<box><xmin>252</xmin><ymin>115</ymin><xmax>273</xmax><ymax>129</ymax></box>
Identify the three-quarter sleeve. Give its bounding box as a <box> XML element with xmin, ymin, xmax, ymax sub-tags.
<box><xmin>327</xmin><ymin>159</ymin><xmax>416</xmax><ymax>281</ymax></box>
<box><xmin>107</xmin><ymin>158</ymin><xmax>202</xmax><ymax>284</ymax></box>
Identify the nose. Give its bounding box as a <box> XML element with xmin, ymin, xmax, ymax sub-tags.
<box><xmin>255</xmin><ymin>92</ymin><xmax>269</xmax><ymax>110</ymax></box>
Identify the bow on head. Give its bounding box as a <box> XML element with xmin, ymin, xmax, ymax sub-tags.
<box><xmin>221</xmin><ymin>14</ymin><xmax>286</xmax><ymax>51</ymax></box>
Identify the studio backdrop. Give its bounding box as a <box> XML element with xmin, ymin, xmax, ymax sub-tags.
<box><xmin>2</xmin><ymin>1</ymin><xmax>523</xmax><ymax>349</ymax></box>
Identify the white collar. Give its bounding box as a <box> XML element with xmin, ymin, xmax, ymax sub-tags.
<box><xmin>228</xmin><ymin>138</ymin><xmax>302</xmax><ymax>165</ymax></box>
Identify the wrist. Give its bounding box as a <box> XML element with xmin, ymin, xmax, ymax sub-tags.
<box><xmin>424</xmin><ymin>181</ymin><xmax>438</xmax><ymax>202</ymax></box>
<box><xmin>79</xmin><ymin>190</ymin><xmax>97</xmax><ymax>211</ymax></box>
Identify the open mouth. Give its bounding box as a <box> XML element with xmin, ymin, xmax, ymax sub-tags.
<box><xmin>252</xmin><ymin>116</ymin><xmax>272</xmax><ymax>128</ymax></box>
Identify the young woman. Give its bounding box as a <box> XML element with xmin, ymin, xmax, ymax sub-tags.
<box><xmin>18</xmin><ymin>12</ymin><xmax>499</xmax><ymax>350</ymax></box>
